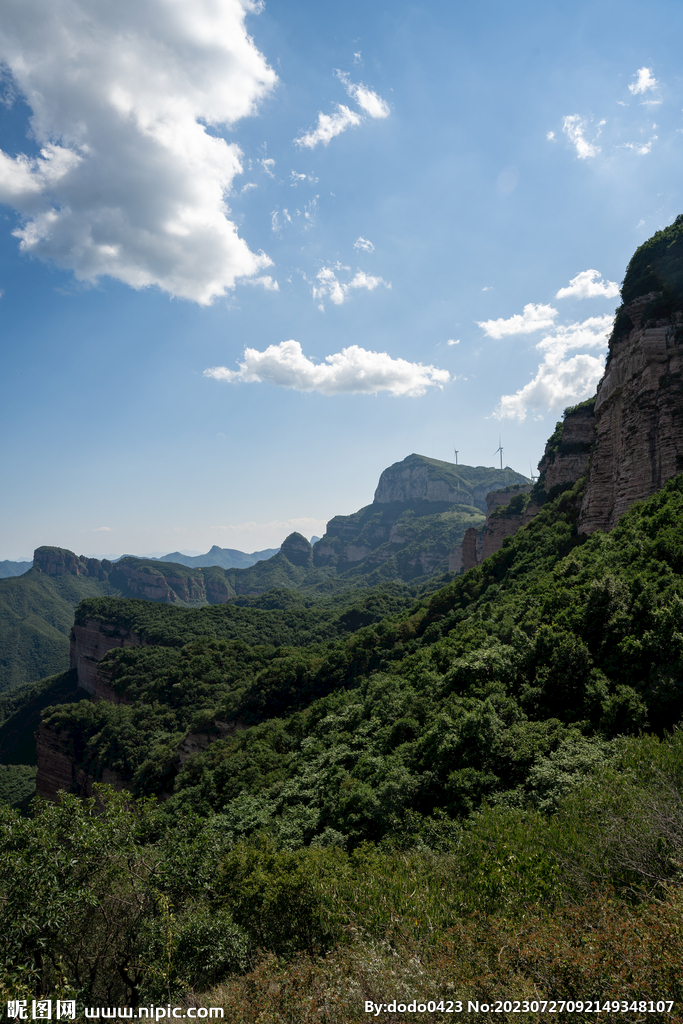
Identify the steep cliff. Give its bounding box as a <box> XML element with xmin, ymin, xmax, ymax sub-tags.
<box><xmin>70</xmin><ymin>617</ymin><xmax>146</xmax><ymax>701</ymax></box>
<box><xmin>579</xmin><ymin>217</ymin><xmax>683</xmax><ymax>533</ymax></box>
<box><xmin>538</xmin><ymin>400</ymin><xmax>596</xmax><ymax>493</ymax></box>
<box><xmin>35</xmin><ymin>720</ymin><xmax>129</xmax><ymax>800</ymax></box>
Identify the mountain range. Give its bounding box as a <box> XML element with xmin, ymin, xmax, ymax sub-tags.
<box><xmin>2</xmin><ymin>217</ymin><xmax>683</xmax><ymax>1008</ymax></box>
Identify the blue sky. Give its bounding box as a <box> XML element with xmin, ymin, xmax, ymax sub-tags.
<box><xmin>1</xmin><ymin>0</ymin><xmax>682</xmax><ymax>559</ymax></box>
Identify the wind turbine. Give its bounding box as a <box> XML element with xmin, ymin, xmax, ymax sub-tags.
<box><xmin>494</xmin><ymin>437</ymin><xmax>503</xmax><ymax>470</ymax></box>
<box><xmin>454</xmin><ymin>448</ymin><xmax>459</xmax><ymax>466</ymax></box>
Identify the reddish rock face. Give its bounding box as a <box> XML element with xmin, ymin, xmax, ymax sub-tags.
<box><xmin>538</xmin><ymin>405</ymin><xmax>596</xmax><ymax>493</ymax></box>
<box><xmin>70</xmin><ymin>618</ymin><xmax>146</xmax><ymax>700</ymax></box>
<box><xmin>35</xmin><ymin>721</ymin><xmax>129</xmax><ymax>801</ymax></box>
<box><xmin>480</xmin><ymin>498</ymin><xmax>540</xmax><ymax>561</ymax></box>
<box><xmin>579</xmin><ymin>296</ymin><xmax>683</xmax><ymax>534</ymax></box>
<box><xmin>461</xmin><ymin>527</ymin><xmax>479</xmax><ymax>571</ymax></box>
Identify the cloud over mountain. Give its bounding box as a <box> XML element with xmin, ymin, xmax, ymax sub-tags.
<box><xmin>0</xmin><ymin>0</ymin><xmax>276</xmax><ymax>304</ymax></box>
<box><xmin>204</xmin><ymin>341</ymin><xmax>449</xmax><ymax>396</ymax></box>
<box><xmin>556</xmin><ymin>269</ymin><xmax>620</xmax><ymax>299</ymax></box>
<box><xmin>493</xmin><ymin>315</ymin><xmax>613</xmax><ymax>420</ymax></box>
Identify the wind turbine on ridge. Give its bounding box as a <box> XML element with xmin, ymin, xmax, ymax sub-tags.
<box><xmin>494</xmin><ymin>436</ymin><xmax>504</xmax><ymax>470</ymax></box>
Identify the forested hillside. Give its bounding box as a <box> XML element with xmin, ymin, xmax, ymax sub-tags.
<box><xmin>2</xmin><ymin>473</ymin><xmax>683</xmax><ymax>1015</ymax></box>
<box><xmin>0</xmin><ymin>567</ymin><xmax>119</xmax><ymax>691</ymax></box>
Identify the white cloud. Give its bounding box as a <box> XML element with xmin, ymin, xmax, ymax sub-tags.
<box><xmin>270</xmin><ymin>208</ymin><xmax>291</xmax><ymax>234</ymax></box>
<box><xmin>245</xmin><ymin>275</ymin><xmax>279</xmax><ymax>291</ymax></box>
<box><xmin>296</xmin><ymin>71</ymin><xmax>390</xmax><ymax>150</ymax></box>
<box><xmin>295</xmin><ymin>105</ymin><xmax>362</xmax><ymax>149</ymax></box>
<box><xmin>477</xmin><ymin>303</ymin><xmax>558</xmax><ymax>339</ymax></box>
<box><xmin>546</xmin><ymin>131</ymin><xmax>555</xmax><ymax>140</ymax></box>
<box><xmin>624</xmin><ymin>136</ymin><xmax>657</xmax><ymax>155</ymax></box>
<box><xmin>493</xmin><ymin>315</ymin><xmax>613</xmax><ymax>421</ymax></box>
<box><xmin>260</xmin><ymin>158</ymin><xmax>275</xmax><ymax>177</ymax></box>
<box><xmin>312</xmin><ymin>265</ymin><xmax>390</xmax><ymax>308</ymax></box>
<box><xmin>354</xmin><ymin>236</ymin><xmax>375</xmax><ymax>252</ymax></box>
<box><xmin>290</xmin><ymin>171</ymin><xmax>307</xmax><ymax>185</ymax></box>
<box><xmin>562</xmin><ymin>115</ymin><xmax>603</xmax><ymax>159</ymax></box>
<box><xmin>447</xmin><ymin>339</ymin><xmax>460</xmax><ymax>346</ymax></box>
<box><xmin>92</xmin><ymin>526</ymin><xmax>112</xmax><ymax>532</ymax></box>
<box><xmin>0</xmin><ymin>0</ymin><xmax>277</xmax><ymax>305</ymax></box>
<box><xmin>335</xmin><ymin>71</ymin><xmax>390</xmax><ymax>119</ymax></box>
<box><xmin>556</xmin><ymin>269</ymin><xmax>619</xmax><ymax>300</ymax></box>
<box><xmin>204</xmin><ymin>340</ymin><xmax>449</xmax><ymax>396</ymax></box>
<box><xmin>629</xmin><ymin>67</ymin><xmax>658</xmax><ymax>96</ymax></box>
<box><xmin>353</xmin><ymin>52</ymin><xmax>362</xmax><ymax>65</ymax></box>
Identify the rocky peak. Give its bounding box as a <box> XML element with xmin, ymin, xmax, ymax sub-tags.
<box><xmin>280</xmin><ymin>532</ymin><xmax>313</xmax><ymax>567</ymax></box>
<box><xmin>34</xmin><ymin>546</ymin><xmax>112</xmax><ymax>579</ymax></box>
<box><xmin>373</xmin><ymin>454</ymin><xmax>529</xmax><ymax>511</ymax></box>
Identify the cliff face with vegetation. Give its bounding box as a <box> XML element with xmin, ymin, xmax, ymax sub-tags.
<box><xmin>579</xmin><ymin>220</ymin><xmax>683</xmax><ymax>532</ymax></box>
<box><xmin>314</xmin><ymin>456</ymin><xmax>528</xmax><ymax>580</ymax></box>
<box><xmin>7</xmin><ymin>222</ymin><xmax>683</xmax><ymax>1010</ymax></box>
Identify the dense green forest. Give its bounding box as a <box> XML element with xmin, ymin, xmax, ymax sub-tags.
<box><xmin>2</xmin><ymin>470</ymin><xmax>683</xmax><ymax>1018</ymax></box>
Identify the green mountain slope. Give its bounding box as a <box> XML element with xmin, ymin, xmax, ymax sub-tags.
<box><xmin>41</xmin><ymin>472</ymin><xmax>683</xmax><ymax>839</ymax></box>
<box><xmin>0</xmin><ymin>568</ymin><xmax>119</xmax><ymax>692</ymax></box>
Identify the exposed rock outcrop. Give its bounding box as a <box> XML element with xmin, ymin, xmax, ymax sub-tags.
<box><xmin>460</xmin><ymin>527</ymin><xmax>480</xmax><ymax>571</ymax></box>
<box><xmin>373</xmin><ymin>454</ymin><xmax>529</xmax><ymax>511</ymax></box>
<box><xmin>70</xmin><ymin>617</ymin><xmax>147</xmax><ymax>700</ymax></box>
<box><xmin>481</xmin><ymin>488</ymin><xmax>539</xmax><ymax>561</ymax></box>
<box><xmin>36</xmin><ymin>720</ymin><xmax>129</xmax><ymax>801</ymax></box>
<box><xmin>34</xmin><ymin>546</ymin><xmax>112</xmax><ymax>579</ymax></box>
<box><xmin>538</xmin><ymin>401</ymin><xmax>596</xmax><ymax>492</ymax></box>
<box><xmin>579</xmin><ymin>295</ymin><xmax>683</xmax><ymax>533</ymax></box>
<box><xmin>177</xmin><ymin>719</ymin><xmax>246</xmax><ymax>765</ymax></box>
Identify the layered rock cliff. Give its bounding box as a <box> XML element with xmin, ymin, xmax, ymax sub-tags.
<box><xmin>36</xmin><ymin>720</ymin><xmax>128</xmax><ymax>801</ymax></box>
<box><xmin>579</xmin><ymin>216</ymin><xmax>683</xmax><ymax>533</ymax></box>
<box><xmin>70</xmin><ymin>617</ymin><xmax>146</xmax><ymax>701</ymax></box>
<box><xmin>538</xmin><ymin>400</ymin><xmax>596</xmax><ymax>493</ymax></box>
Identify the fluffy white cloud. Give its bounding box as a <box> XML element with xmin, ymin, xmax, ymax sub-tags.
<box><xmin>493</xmin><ymin>315</ymin><xmax>613</xmax><ymax>421</ymax></box>
<box><xmin>260</xmin><ymin>158</ymin><xmax>275</xmax><ymax>177</ymax></box>
<box><xmin>335</xmin><ymin>71</ymin><xmax>390</xmax><ymax>119</ymax></box>
<box><xmin>477</xmin><ymin>303</ymin><xmax>558</xmax><ymax>339</ymax></box>
<box><xmin>0</xmin><ymin>0</ymin><xmax>276</xmax><ymax>304</ymax></box>
<box><xmin>295</xmin><ymin>105</ymin><xmax>362</xmax><ymax>149</ymax></box>
<box><xmin>204</xmin><ymin>340</ymin><xmax>449</xmax><ymax>396</ymax></box>
<box><xmin>312</xmin><ymin>266</ymin><xmax>390</xmax><ymax>308</ymax></box>
<box><xmin>562</xmin><ymin>114</ymin><xmax>603</xmax><ymax>159</ymax></box>
<box><xmin>354</xmin><ymin>236</ymin><xmax>375</xmax><ymax>252</ymax></box>
<box><xmin>447</xmin><ymin>339</ymin><xmax>460</xmax><ymax>346</ymax></box>
<box><xmin>629</xmin><ymin>67</ymin><xmax>658</xmax><ymax>95</ymax></box>
<box><xmin>556</xmin><ymin>269</ymin><xmax>620</xmax><ymax>300</ymax></box>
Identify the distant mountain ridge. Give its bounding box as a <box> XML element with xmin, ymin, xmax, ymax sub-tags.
<box><xmin>0</xmin><ymin>560</ymin><xmax>32</xmax><ymax>579</ymax></box>
<box><xmin>153</xmin><ymin>544</ymin><xmax>279</xmax><ymax>570</ymax></box>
